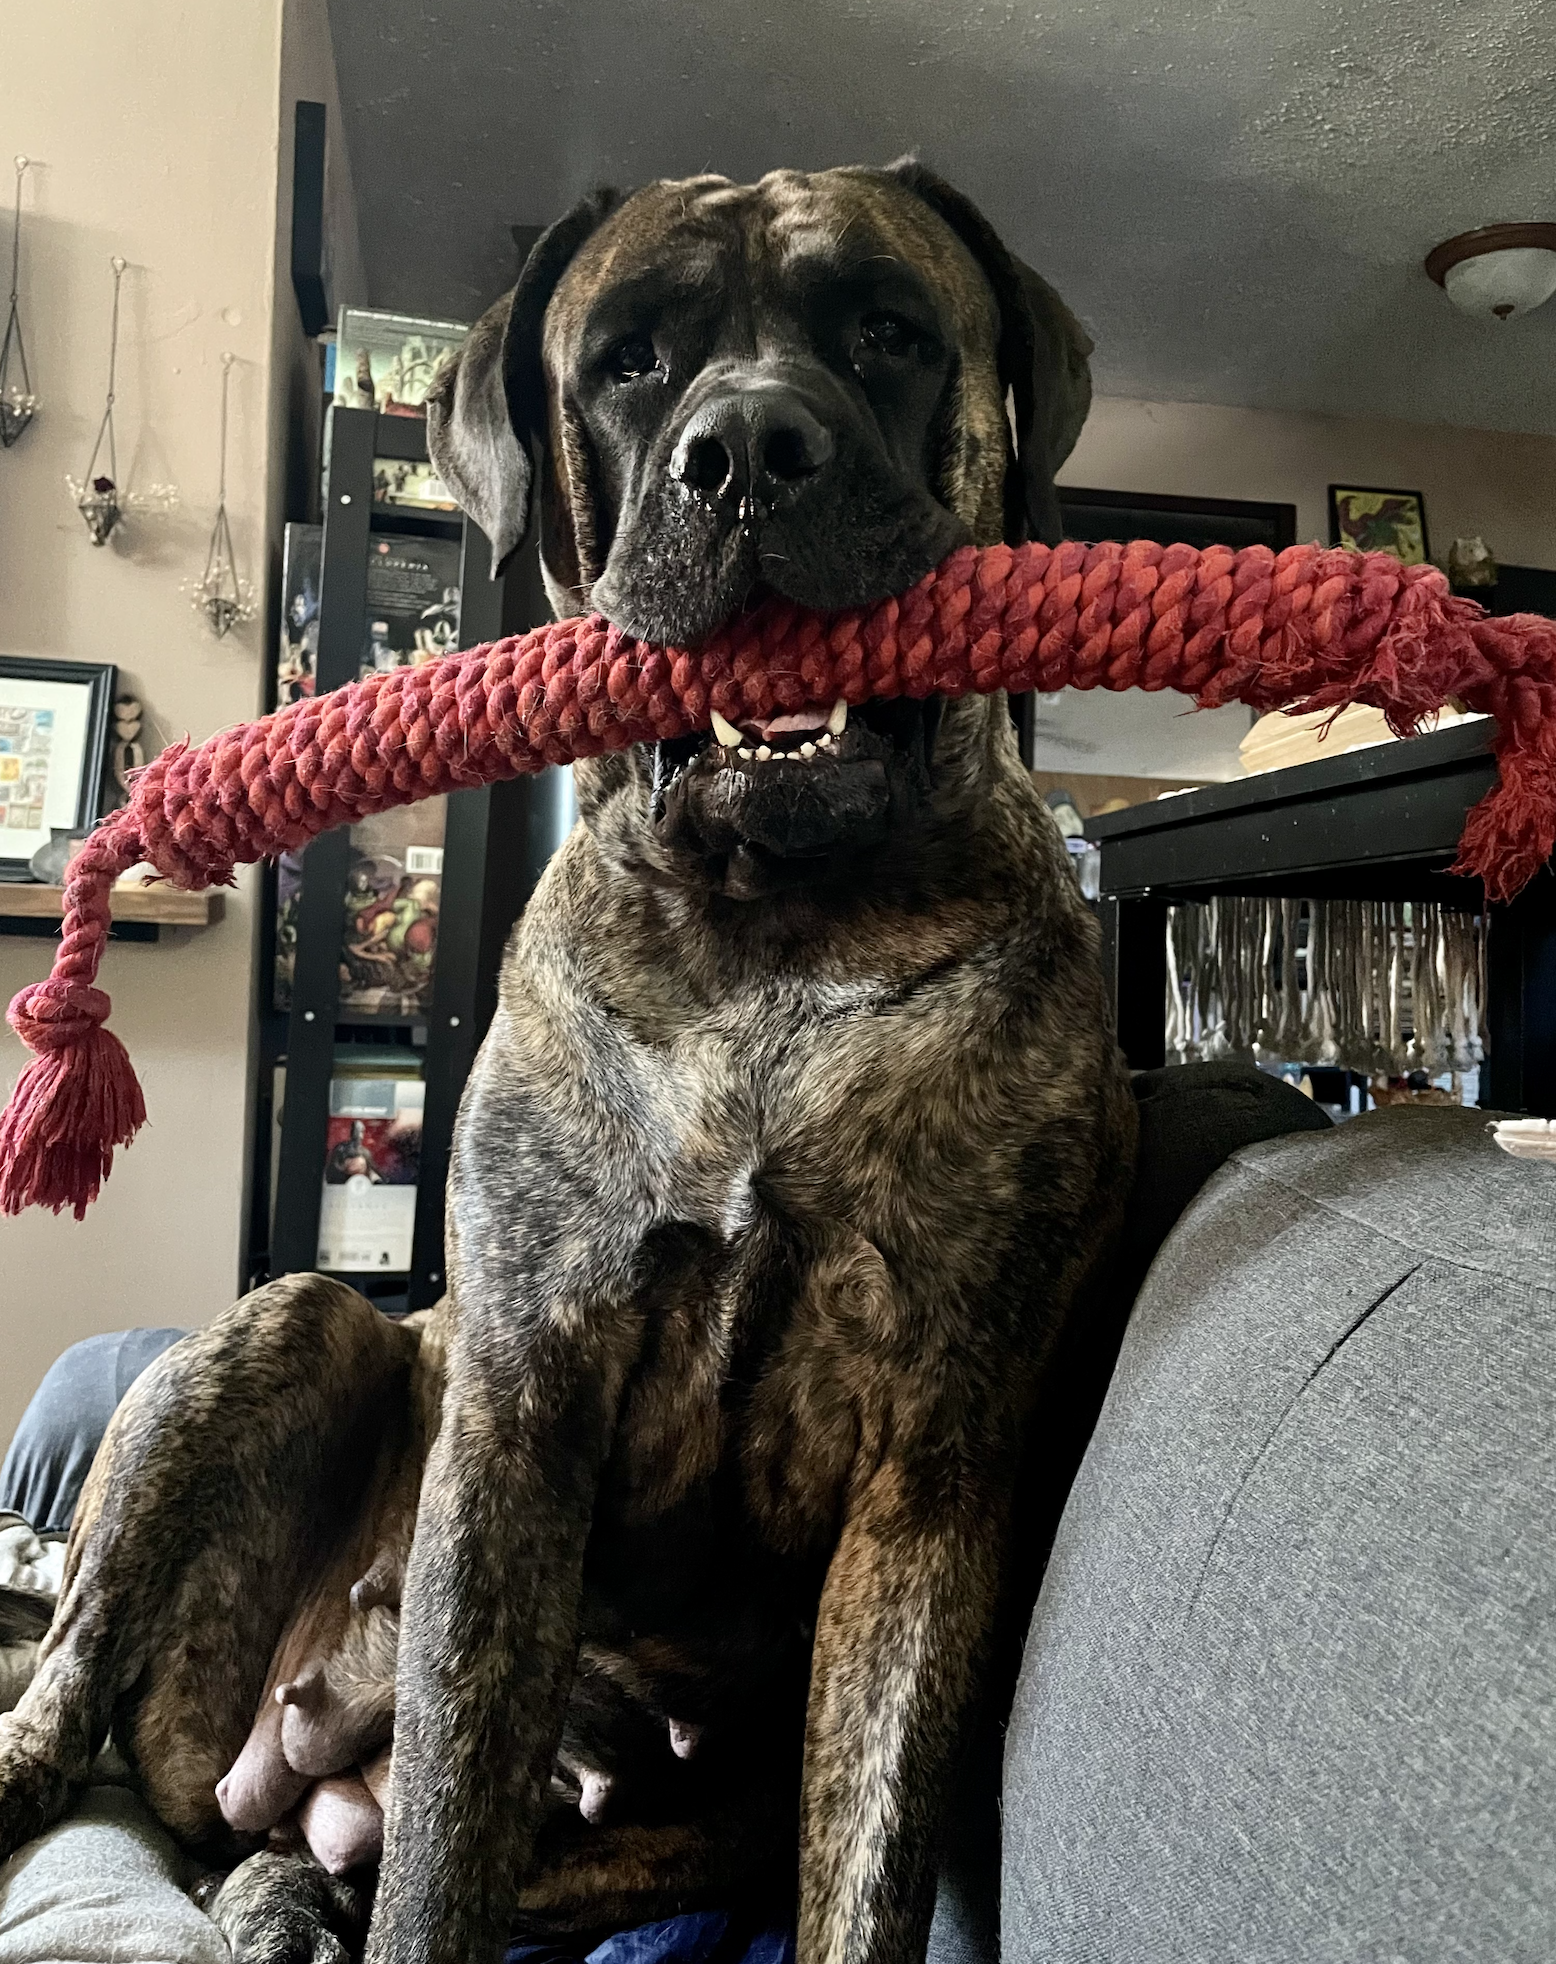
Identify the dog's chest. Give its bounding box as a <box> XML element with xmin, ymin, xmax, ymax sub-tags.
<box><xmin>597</xmin><ymin>971</ymin><xmax>1027</xmax><ymax>1557</ymax></box>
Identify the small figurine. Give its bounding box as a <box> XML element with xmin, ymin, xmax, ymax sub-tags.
<box><xmin>111</xmin><ymin>695</ymin><xmax>144</xmax><ymax>804</ymax></box>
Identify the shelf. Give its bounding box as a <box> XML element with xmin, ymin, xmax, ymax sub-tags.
<box><xmin>369</xmin><ymin>505</ymin><xmax>463</xmax><ymax>538</ymax></box>
<box><xmin>1091</xmin><ymin>714</ymin><xmax>1556</xmax><ymax>1114</ymax></box>
<box><xmin>0</xmin><ymin>883</ymin><xmax>225</xmax><ymax>926</ymax></box>
<box><xmin>1090</xmin><ymin>720</ymin><xmax>1498</xmax><ymax>901</ymax></box>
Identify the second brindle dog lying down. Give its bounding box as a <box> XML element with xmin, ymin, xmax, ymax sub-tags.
<box><xmin>0</xmin><ymin>160</ymin><xmax>1137</xmax><ymax>1964</ymax></box>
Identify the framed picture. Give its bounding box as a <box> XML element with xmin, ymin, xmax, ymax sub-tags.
<box><xmin>1328</xmin><ymin>485</ymin><xmax>1430</xmax><ymax>565</ymax></box>
<box><xmin>0</xmin><ymin>656</ymin><xmax>115</xmax><ymax>879</ymax></box>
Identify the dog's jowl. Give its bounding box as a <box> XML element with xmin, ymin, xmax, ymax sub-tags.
<box><xmin>0</xmin><ymin>163</ymin><xmax>1136</xmax><ymax>1964</ymax></box>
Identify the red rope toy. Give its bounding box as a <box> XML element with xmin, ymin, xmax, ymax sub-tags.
<box><xmin>5</xmin><ymin>535</ymin><xmax>1556</xmax><ymax>1219</ymax></box>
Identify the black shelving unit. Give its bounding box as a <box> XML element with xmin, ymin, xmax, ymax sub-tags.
<box><xmin>250</xmin><ymin>405</ymin><xmax>566</xmax><ymax>1308</ymax></box>
<box><xmin>1090</xmin><ymin>718</ymin><xmax>1556</xmax><ymax>1114</ymax></box>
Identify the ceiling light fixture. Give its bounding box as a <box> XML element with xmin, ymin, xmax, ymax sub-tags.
<box><xmin>1425</xmin><ymin>223</ymin><xmax>1556</xmax><ymax>322</ymax></box>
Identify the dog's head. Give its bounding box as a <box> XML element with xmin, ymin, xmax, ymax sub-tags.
<box><xmin>429</xmin><ymin>161</ymin><xmax>1091</xmax><ymax>902</ymax></box>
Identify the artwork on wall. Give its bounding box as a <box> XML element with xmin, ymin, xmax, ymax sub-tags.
<box><xmin>0</xmin><ymin>656</ymin><xmax>116</xmax><ymax>879</ymax></box>
<box><xmin>1328</xmin><ymin>484</ymin><xmax>1430</xmax><ymax>565</ymax></box>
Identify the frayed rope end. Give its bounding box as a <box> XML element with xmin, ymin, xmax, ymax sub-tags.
<box><xmin>1</xmin><ymin>958</ymin><xmax>147</xmax><ymax>1218</ymax></box>
<box><xmin>0</xmin><ymin>1020</ymin><xmax>147</xmax><ymax>1219</ymax></box>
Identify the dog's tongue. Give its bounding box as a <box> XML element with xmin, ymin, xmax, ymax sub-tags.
<box><xmin>753</xmin><ymin>706</ymin><xmax>830</xmax><ymax>740</ymax></box>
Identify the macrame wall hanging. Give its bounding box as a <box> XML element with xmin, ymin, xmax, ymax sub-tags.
<box><xmin>185</xmin><ymin>352</ymin><xmax>257</xmax><ymax>637</ymax></box>
<box><xmin>0</xmin><ymin>156</ymin><xmax>37</xmax><ymax>447</ymax></box>
<box><xmin>65</xmin><ymin>255</ymin><xmax>176</xmax><ymax>545</ymax></box>
<box><xmin>1165</xmin><ymin>897</ymin><xmax>1486</xmax><ymax>1084</ymax></box>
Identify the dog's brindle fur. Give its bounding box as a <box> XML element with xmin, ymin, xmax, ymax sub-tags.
<box><xmin>0</xmin><ymin>162</ymin><xmax>1135</xmax><ymax>1964</ymax></box>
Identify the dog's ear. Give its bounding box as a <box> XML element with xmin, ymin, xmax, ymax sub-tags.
<box><xmin>884</xmin><ymin>158</ymin><xmax>1092</xmax><ymax>547</ymax></box>
<box><xmin>426</xmin><ymin>188</ymin><xmax>622</xmax><ymax>576</ymax></box>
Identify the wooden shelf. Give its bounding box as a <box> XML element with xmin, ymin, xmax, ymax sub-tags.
<box><xmin>0</xmin><ymin>883</ymin><xmax>224</xmax><ymax>927</ymax></box>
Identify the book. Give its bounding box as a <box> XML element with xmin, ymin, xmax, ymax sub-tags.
<box><xmin>315</xmin><ymin>1053</ymin><xmax>425</xmax><ymax>1273</ymax></box>
<box><xmin>333</xmin><ymin>307</ymin><xmax>467</xmax><ymax>418</ymax></box>
<box><xmin>277</xmin><ymin>523</ymin><xmax>322</xmax><ymax>705</ymax></box>
<box><xmin>363</xmin><ymin>532</ymin><xmax>462</xmax><ymax>674</ymax></box>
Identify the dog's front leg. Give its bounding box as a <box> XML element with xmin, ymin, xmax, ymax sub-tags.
<box><xmin>366</xmin><ymin>1300</ymin><xmax>641</xmax><ymax>1964</ymax></box>
<box><xmin>798</xmin><ymin>1452</ymin><xmax>1009</xmax><ymax>1964</ymax></box>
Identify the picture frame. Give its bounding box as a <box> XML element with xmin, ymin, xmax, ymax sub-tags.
<box><xmin>0</xmin><ymin>656</ymin><xmax>116</xmax><ymax>880</ymax></box>
<box><xmin>1328</xmin><ymin>485</ymin><xmax>1430</xmax><ymax>565</ymax></box>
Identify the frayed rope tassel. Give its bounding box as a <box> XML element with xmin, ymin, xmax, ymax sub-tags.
<box><xmin>0</xmin><ymin>825</ymin><xmax>147</xmax><ymax>1217</ymax></box>
<box><xmin>5</xmin><ymin>537</ymin><xmax>1556</xmax><ymax>1218</ymax></box>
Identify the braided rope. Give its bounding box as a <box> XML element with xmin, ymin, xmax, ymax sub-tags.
<box><xmin>5</xmin><ymin>537</ymin><xmax>1555</xmax><ymax>1216</ymax></box>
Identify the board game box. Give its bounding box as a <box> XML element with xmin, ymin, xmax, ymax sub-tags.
<box><xmin>372</xmin><ymin>456</ymin><xmax>457</xmax><ymax>512</ymax></box>
<box><xmin>277</xmin><ymin>522</ymin><xmax>322</xmax><ymax>705</ymax></box>
<box><xmin>333</xmin><ymin>307</ymin><xmax>467</xmax><ymax>418</ymax></box>
<box><xmin>315</xmin><ymin>1058</ymin><xmax>425</xmax><ymax>1273</ymax></box>
<box><xmin>273</xmin><ymin>796</ymin><xmax>446</xmax><ymax>1019</ymax></box>
<box><xmin>363</xmin><ymin>532</ymin><xmax>462</xmax><ymax>674</ymax></box>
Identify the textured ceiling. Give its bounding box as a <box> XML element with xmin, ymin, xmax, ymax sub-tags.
<box><xmin>327</xmin><ymin>0</ymin><xmax>1556</xmax><ymax>434</ymax></box>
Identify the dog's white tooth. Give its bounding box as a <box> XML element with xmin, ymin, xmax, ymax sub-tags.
<box><xmin>739</xmin><ymin>747</ymin><xmax>753</xmax><ymax>760</ymax></box>
<box><xmin>756</xmin><ymin>745</ymin><xmax>771</xmax><ymax>761</ymax></box>
<box><xmin>800</xmin><ymin>741</ymin><xmax>816</xmax><ymax>758</ymax></box>
<box><xmin>827</xmin><ymin>698</ymin><xmax>848</xmax><ymax>735</ymax></box>
<box><xmin>710</xmin><ymin>709</ymin><xmax>743</xmax><ymax>748</ymax></box>
<box><xmin>817</xmin><ymin>733</ymin><xmax>832</xmax><ymax>749</ymax></box>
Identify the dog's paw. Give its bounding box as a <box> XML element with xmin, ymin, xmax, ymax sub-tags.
<box><xmin>0</xmin><ymin>1714</ymin><xmax>74</xmax><ymax>1863</ymax></box>
<box><xmin>203</xmin><ymin>1851</ymin><xmax>370</xmax><ymax>1964</ymax></box>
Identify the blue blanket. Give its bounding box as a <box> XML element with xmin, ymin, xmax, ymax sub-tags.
<box><xmin>507</xmin><ymin>1909</ymin><xmax>793</xmax><ymax>1964</ymax></box>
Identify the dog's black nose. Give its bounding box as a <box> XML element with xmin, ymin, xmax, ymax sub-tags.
<box><xmin>671</xmin><ymin>383</ymin><xmax>835</xmax><ymax>501</ymax></box>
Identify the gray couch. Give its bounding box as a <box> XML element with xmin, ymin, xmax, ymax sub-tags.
<box><xmin>1002</xmin><ymin>1104</ymin><xmax>1556</xmax><ymax>1963</ymax></box>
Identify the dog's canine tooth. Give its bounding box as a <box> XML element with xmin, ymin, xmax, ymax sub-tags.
<box><xmin>827</xmin><ymin>699</ymin><xmax>848</xmax><ymax>735</ymax></box>
<box><xmin>756</xmin><ymin>745</ymin><xmax>771</xmax><ymax>761</ymax></box>
<box><xmin>711</xmin><ymin>710</ymin><xmax>743</xmax><ymax>748</ymax></box>
<box><xmin>800</xmin><ymin>741</ymin><xmax>816</xmax><ymax>759</ymax></box>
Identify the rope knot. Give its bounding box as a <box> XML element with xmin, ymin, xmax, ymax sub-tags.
<box><xmin>8</xmin><ymin>979</ymin><xmax>113</xmax><ymax>1053</ymax></box>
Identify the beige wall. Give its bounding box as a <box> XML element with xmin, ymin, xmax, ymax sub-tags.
<box><xmin>0</xmin><ymin>0</ymin><xmax>361</xmax><ymax>1447</ymax></box>
<box><xmin>1062</xmin><ymin>395</ymin><xmax>1556</xmax><ymax>571</ymax></box>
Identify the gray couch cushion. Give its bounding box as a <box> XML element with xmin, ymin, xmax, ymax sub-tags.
<box><xmin>1003</xmin><ymin>1106</ymin><xmax>1556</xmax><ymax>1964</ymax></box>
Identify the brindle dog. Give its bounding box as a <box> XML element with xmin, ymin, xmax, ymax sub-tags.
<box><xmin>0</xmin><ymin>161</ymin><xmax>1136</xmax><ymax>1964</ymax></box>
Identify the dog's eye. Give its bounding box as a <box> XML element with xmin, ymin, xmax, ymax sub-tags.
<box><xmin>859</xmin><ymin>312</ymin><xmax>918</xmax><ymax>358</ymax></box>
<box><xmin>607</xmin><ymin>334</ymin><xmax>661</xmax><ymax>382</ymax></box>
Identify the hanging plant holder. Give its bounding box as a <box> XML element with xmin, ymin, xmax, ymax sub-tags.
<box><xmin>184</xmin><ymin>353</ymin><xmax>256</xmax><ymax>636</ymax></box>
<box><xmin>74</xmin><ymin>475</ymin><xmax>122</xmax><ymax>546</ymax></box>
<box><xmin>65</xmin><ymin>255</ymin><xmax>175</xmax><ymax>546</ymax></box>
<box><xmin>0</xmin><ymin>157</ymin><xmax>38</xmax><ymax>448</ymax></box>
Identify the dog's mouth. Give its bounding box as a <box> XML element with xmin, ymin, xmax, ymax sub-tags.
<box><xmin>646</xmin><ymin>695</ymin><xmax>943</xmax><ymax>891</ymax></box>
<box><xmin>652</xmin><ymin>695</ymin><xmax>941</xmax><ymax>806</ymax></box>
<box><xmin>708</xmin><ymin>696</ymin><xmax>849</xmax><ymax>765</ymax></box>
